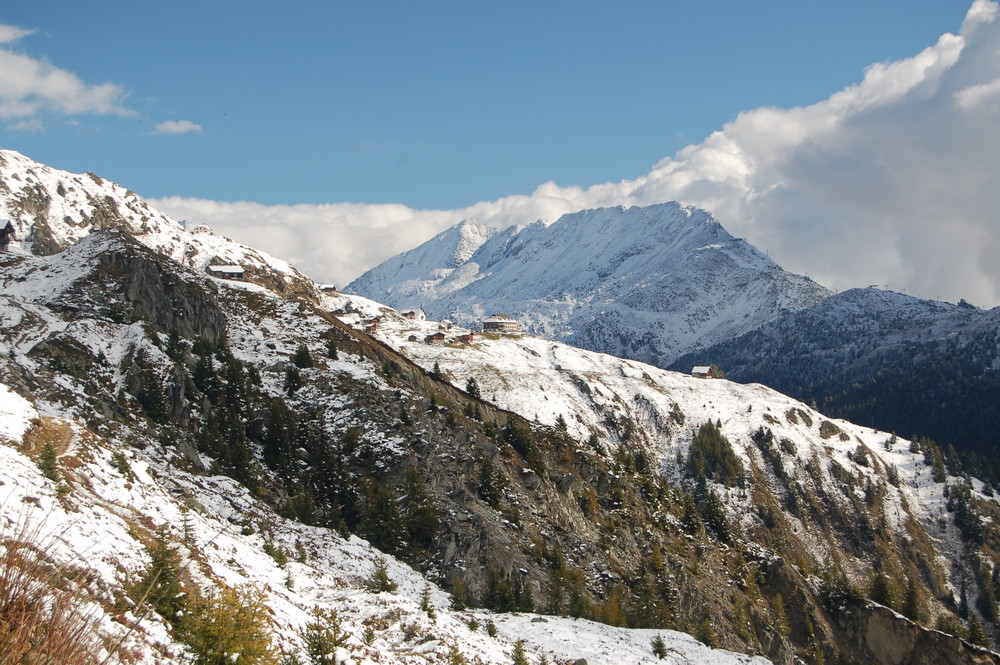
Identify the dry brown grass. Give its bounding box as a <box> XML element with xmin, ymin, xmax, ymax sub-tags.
<box><xmin>19</xmin><ymin>418</ymin><xmax>73</xmax><ymax>458</ymax></box>
<box><xmin>0</xmin><ymin>512</ymin><xmax>125</xmax><ymax>664</ymax></box>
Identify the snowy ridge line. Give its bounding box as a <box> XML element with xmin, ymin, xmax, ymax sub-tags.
<box><xmin>0</xmin><ymin>149</ymin><xmax>310</xmax><ymax>296</ymax></box>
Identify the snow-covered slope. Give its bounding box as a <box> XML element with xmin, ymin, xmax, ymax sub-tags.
<box><xmin>0</xmin><ymin>149</ymin><xmax>315</xmax><ymax>298</ymax></box>
<box><xmin>347</xmin><ymin>203</ymin><xmax>831</xmax><ymax>366</ymax></box>
<box><xmin>1</xmin><ymin>385</ymin><xmax>771</xmax><ymax>665</ymax></box>
<box><xmin>0</xmin><ymin>229</ymin><xmax>771</xmax><ymax>665</ymax></box>
<box><xmin>331</xmin><ymin>292</ymin><xmax>1000</xmax><ymax>657</ymax></box>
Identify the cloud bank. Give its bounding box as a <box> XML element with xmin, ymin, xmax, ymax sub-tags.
<box><xmin>154</xmin><ymin>0</ymin><xmax>1000</xmax><ymax>307</ymax></box>
<box><xmin>0</xmin><ymin>23</ymin><xmax>133</xmax><ymax>126</ymax></box>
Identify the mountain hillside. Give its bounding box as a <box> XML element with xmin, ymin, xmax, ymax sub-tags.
<box><xmin>347</xmin><ymin>203</ymin><xmax>831</xmax><ymax>366</ymax></box>
<box><xmin>324</xmin><ymin>292</ymin><xmax>1000</xmax><ymax>663</ymax></box>
<box><xmin>0</xmin><ymin>149</ymin><xmax>316</xmax><ymax>299</ymax></box>
<box><xmin>670</xmin><ymin>288</ymin><xmax>1000</xmax><ymax>464</ymax></box>
<box><xmin>0</xmin><ymin>229</ymin><xmax>773</xmax><ymax>665</ymax></box>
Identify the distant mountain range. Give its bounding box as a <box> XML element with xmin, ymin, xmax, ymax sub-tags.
<box><xmin>347</xmin><ymin>203</ymin><xmax>832</xmax><ymax>366</ymax></box>
<box><xmin>671</xmin><ymin>287</ymin><xmax>1000</xmax><ymax>459</ymax></box>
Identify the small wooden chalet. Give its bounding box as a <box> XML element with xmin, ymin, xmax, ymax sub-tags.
<box><xmin>402</xmin><ymin>307</ymin><xmax>426</xmax><ymax>321</ymax></box>
<box><xmin>483</xmin><ymin>313</ymin><xmax>519</xmax><ymax>332</ymax></box>
<box><xmin>691</xmin><ymin>366</ymin><xmax>714</xmax><ymax>379</ymax></box>
<box><xmin>455</xmin><ymin>333</ymin><xmax>475</xmax><ymax>344</ymax></box>
<box><xmin>407</xmin><ymin>334</ymin><xmax>419</xmax><ymax>342</ymax></box>
<box><xmin>425</xmin><ymin>332</ymin><xmax>446</xmax><ymax>343</ymax></box>
<box><xmin>207</xmin><ymin>264</ymin><xmax>245</xmax><ymax>280</ymax></box>
<box><xmin>364</xmin><ymin>324</ymin><xmax>378</xmax><ymax>334</ymax></box>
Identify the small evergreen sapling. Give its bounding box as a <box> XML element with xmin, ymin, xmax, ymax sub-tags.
<box><xmin>651</xmin><ymin>633</ymin><xmax>668</xmax><ymax>659</ymax></box>
<box><xmin>365</xmin><ymin>557</ymin><xmax>398</xmax><ymax>593</ymax></box>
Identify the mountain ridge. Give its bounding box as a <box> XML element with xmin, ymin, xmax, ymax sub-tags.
<box><xmin>670</xmin><ymin>286</ymin><xmax>1000</xmax><ymax>461</ymax></box>
<box><xmin>347</xmin><ymin>203</ymin><xmax>831</xmax><ymax>366</ymax></box>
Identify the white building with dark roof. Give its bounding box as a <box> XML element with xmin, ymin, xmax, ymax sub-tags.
<box><xmin>483</xmin><ymin>313</ymin><xmax>519</xmax><ymax>332</ymax></box>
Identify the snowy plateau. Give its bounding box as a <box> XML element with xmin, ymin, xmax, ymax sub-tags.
<box><xmin>1</xmin><ymin>150</ymin><xmax>999</xmax><ymax>665</ymax></box>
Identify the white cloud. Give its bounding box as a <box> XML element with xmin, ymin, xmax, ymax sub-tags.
<box><xmin>154</xmin><ymin>0</ymin><xmax>1000</xmax><ymax>307</ymax></box>
<box><xmin>0</xmin><ymin>23</ymin><xmax>133</xmax><ymax>124</ymax></box>
<box><xmin>153</xmin><ymin>120</ymin><xmax>203</xmax><ymax>135</ymax></box>
<box><xmin>0</xmin><ymin>25</ymin><xmax>33</xmax><ymax>44</ymax></box>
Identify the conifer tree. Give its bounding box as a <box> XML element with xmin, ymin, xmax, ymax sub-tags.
<box><xmin>465</xmin><ymin>376</ymin><xmax>481</xmax><ymax>398</ymax></box>
<box><xmin>283</xmin><ymin>366</ymin><xmax>302</xmax><ymax>395</ymax></box>
<box><xmin>293</xmin><ymin>344</ymin><xmax>314</xmax><ymax>369</ymax></box>
<box><xmin>400</xmin><ymin>468</ymin><xmax>440</xmax><ymax>553</ymax></box>
<box><xmin>478</xmin><ymin>458</ymin><xmax>503</xmax><ymax>508</ymax></box>
<box><xmin>450</xmin><ymin>577</ymin><xmax>469</xmax><ymax>610</ymax></box>
<box><xmin>555</xmin><ymin>414</ymin><xmax>568</xmax><ymax>432</ymax></box>
<box><xmin>365</xmin><ymin>557</ymin><xmax>398</xmax><ymax>593</ymax></box>
<box><xmin>511</xmin><ymin>640</ymin><xmax>529</xmax><ymax>665</ymax></box>
<box><xmin>304</xmin><ymin>607</ymin><xmax>347</xmax><ymax>665</ymax></box>
<box><xmin>185</xmin><ymin>584</ymin><xmax>279</xmax><ymax>665</ymax></box>
<box><xmin>37</xmin><ymin>440</ymin><xmax>61</xmax><ymax>483</ymax></box>
<box><xmin>651</xmin><ymin>634</ymin><xmax>668</xmax><ymax>659</ymax></box>
<box><xmin>132</xmin><ymin>526</ymin><xmax>188</xmax><ymax>630</ymax></box>
<box><xmin>968</xmin><ymin>613</ymin><xmax>990</xmax><ymax>647</ymax></box>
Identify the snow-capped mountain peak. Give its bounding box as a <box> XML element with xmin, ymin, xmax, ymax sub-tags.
<box><xmin>348</xmin><ymin>202</ymin><xmax>831</xmax><ymax>366</ymax></box>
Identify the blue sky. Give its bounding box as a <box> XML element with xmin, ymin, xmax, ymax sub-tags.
<box><xmin>3</xmin><ymin>1</ymin><xmax>1000</xmax><ymax>308</ymax></box>
<box><xmin>0</xmin><ymin>1</ymin><xmax>971</xmax><ymax>208</ymax></box>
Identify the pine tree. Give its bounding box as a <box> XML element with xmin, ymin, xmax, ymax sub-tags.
<box><xmin>555</xmin><ymin>414</ymin><xmax>568</xmax><ymax>432</ymax></box>
<box><xmin>651</xmin><ymin>633</ymin><xmax>668</xmax><ymax>659</ymax></box>
<box><xmin>293</xmin><ymin>344</ymin><xmax>314</xmax><ymax>369</ymax></box>
<box><xmin>37</xmin><ymin>440</ymin><xmax>61</xmax><ymax>483</ymax></box>
<box><xmin>511</xmin><ymin>640</ymin><xmax>529</xmax><ymax>665</ymax></box>
<box><xmin>303</xmin><ymin>607</ymin><xmax>347</xmax><ymax>665</ymax></box>
<box><xmin>902</xmin><ymin>573</ymin><xmax>928</xmax><ymax>624</ymax></box>
<box><xmin>365</xmin><ymin>557</ymin><xmax>398</xmax><ymax>593</ymax></box>
<box><xmin>465</xmin><ymin>376</ymin><xmax>481</xmax><ymax>399</ymax></box>
<box><xmin>450</xmin><ymin>577</ymin><xmax>469</xmax><ymax>611</ymax></box>
<box><xmin>696</xmin><ymin>617</ymin><xmax>716</xmax><ymax>648</ymax></box>
<box><xmin>968</xmin><ymin>613</ymin><xmax>990</xmax><ymax>647</ymax></box>
<box><xmin>773</xmin><ymin>593</ymin><xmax>790</xmax><ymax>637</ymax></box>
<box><xmin>869</xmin><ymin>569</ymin><xmax>899</xmax><ymax>611</ymax></box>
<box><xmin>400</xmin><ymin>468</ymin><xmax>440</xmax><ymax>553</ymax></box>
<box><xmin>360</xmin><ymin>479</ymin><xmax>403</xmax><ymax>554</ymax></box>
<box><xmin>325</xmin><ymin>339</ymin><xmax>339</xmax><ymax>359</ymax></box>
<box><xmin>283</xmin><ymin>366</ymin><xmax>302</xmax><ymax>395</ymax></box>
<box><xmin>686</xmin><ymin>421</ymin><xmax>742</xmax><ymax>487</ymax></box>
<box><xmin>132</xmin><ymin>526</ymin><xmax>188</xmax><ymax>630</ymax></box>
<box><xmin>478</xmin><ymin>458</ymin><xmax>503</xmax><ymax>508</ymax></box>
<box><xmin>185</xmin><ymin>584</ymin><xmax>279</xmax><ymax>665</ymax></box>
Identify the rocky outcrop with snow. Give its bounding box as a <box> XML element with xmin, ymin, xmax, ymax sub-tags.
<box><xmin>0</xmin><ymin>149</ymin><xmax>316</xmax><ymax>299</ymax></box>
<box><xmin>347</xmin><ymin>203</ymin><xmax>831</xmax><ymax>366</ymax></box>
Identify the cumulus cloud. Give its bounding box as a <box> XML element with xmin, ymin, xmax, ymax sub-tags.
<box><xmin>153</xmin><ymin>120</ymin><xmax>203</xmax><ymax>135</ymax></box>
<box><xmin>154</xmin><ymin>0</ymin><xmax>1000</xmax><ymax>307</ymax></box>
<box><xmin>0</xmin><ymin>23</ymin><xmax>133</xmax><ymax>124</ymax></box>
